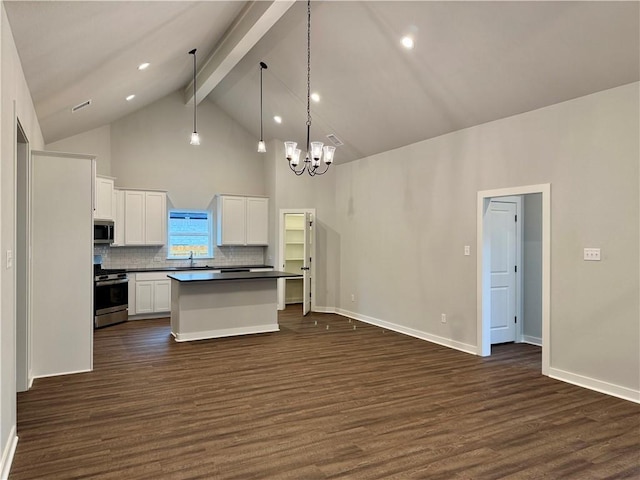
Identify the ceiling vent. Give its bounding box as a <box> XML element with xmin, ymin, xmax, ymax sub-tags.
<box><xmin>326</xmin><ymin>133</ymin><xmax>344</xmax><ymax>146</ymax></box>
<box><xmin>71</xmin><ymin>99</ymin><xmax>92</xmax><ymax>113</ymax></box>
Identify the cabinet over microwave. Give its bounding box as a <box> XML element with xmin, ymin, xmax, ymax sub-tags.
<box><xmin>94</xmin><ymin>220</ymin><xmax>114</xmax><ymax>244</ymax></box>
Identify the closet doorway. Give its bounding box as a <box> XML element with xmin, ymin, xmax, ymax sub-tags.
<box><xmin>277</xmin><ymin>209</ymin><xmax>316</xmax><ymax>314</ymax></box>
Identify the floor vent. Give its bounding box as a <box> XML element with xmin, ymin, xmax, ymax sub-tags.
<box><xmin>326</xmin><ymin>133</ymin><xmax>344</xmax><ymax>146</ymax></box>
<box><xmin>71</xmin><ymin>99</ymin><xmax>92</xmax><ymax>113</ymax></box>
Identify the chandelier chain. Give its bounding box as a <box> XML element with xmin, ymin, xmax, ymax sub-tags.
<box><xmin>306</xmin><ymin>0</ymin><xmax>311</xmax><ymax>129</ymax></box>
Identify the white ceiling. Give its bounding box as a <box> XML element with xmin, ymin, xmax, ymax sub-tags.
<box><xmin>5</xmin><ymin>1</ymin><xmax>640</xmax><ymax>164</ymax></box>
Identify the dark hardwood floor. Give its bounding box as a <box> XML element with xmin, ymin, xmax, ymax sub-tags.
<box><xmin>11</xmin><ymin>307</ymin><xmax>640</xmax><ymax>479</ymax></box>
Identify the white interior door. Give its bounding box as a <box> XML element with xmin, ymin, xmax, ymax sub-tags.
<box><xmin>302</xmin><ymin>212</ymin><xmax>313</xmax><ymax>315</ymax></box>
<box><xmin>490</xmin><ymin>201</ymin><xmax>517</xmax><ymax>344</ymax></box>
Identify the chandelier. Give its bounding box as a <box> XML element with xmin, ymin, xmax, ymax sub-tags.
<box><xmin>284</xmin><ymin>0</ymin><xmax>335</xmax><ymax>176</ymax></box>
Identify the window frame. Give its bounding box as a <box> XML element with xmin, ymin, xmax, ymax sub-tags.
<box><xmin>166</xmin><ymin>209</ymin><xmax>214</xmax><ymax>260</ymax></box>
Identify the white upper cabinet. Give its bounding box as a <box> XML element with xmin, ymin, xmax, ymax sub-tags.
<box><xmin>112</xmin><ymin>189</ymin><xmax>125</xmax><ymax>246</ymax></box>
<box><xmin>216</xmin><ymin>195</ymin><xmax>268</xmax><ymax>246</ymax></box>
<box><xmin>94</xmin><ymin>175</ymin><xmax>114</xmax><ymax>220</ymax></box>
<box><xmin>124</xmin><ymin>190</ymin><xmax>166</xmax><ymax>246</ymax></box>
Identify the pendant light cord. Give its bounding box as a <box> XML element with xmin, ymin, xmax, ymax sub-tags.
<box><xmin>190</xmin><ymin>48</ymin><xmax>197</xmax><ymax>133</ymax></box>
<box><xmin>260</xmin><ymin>63</ymin><xmax>265</xmax><ymax>141</ymax></box>
<box><xmin>305</xmin><ymin>0</ymin><xmax>311</xmax><ymax>155</ymax></box>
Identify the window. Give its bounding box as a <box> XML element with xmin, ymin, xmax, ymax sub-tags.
<box><xmin>167</xmin><ymin>210</ymin><xmax>213</xmax><ymax>259</ymax></box>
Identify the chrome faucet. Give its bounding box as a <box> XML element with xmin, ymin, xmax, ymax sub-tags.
<box><xmin>189</xmin><ymin>251</ymin><xmax>195</xmax><ymax>268</ymax></box>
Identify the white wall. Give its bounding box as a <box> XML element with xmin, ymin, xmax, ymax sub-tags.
<box><xmin>46</xmin><ymin>125</ymin><xmax>112</xmax><ymax>176</ymax></box>
<box><xmin>110</xmin><ymin>91</ymin><xmax>266</xmax><ymax>210</ymax></box>
<box><xmin>330</xmin><ymin>83</ymin><xmax>639</xmax><ymax>397</ymax></box>
<box><xmin>0</xmin><ymin>3</ymin><xmax>45</xmax><ymax>477</ymax></box>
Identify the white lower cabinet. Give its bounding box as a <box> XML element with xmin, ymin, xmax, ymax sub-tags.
<box><xmin>153</xmin><ymin>280</ymin><xmax>171</xmax><ymax>312</ymax></box>
<box><xmin>132</xmin><ymin>272</ymin><xmax>171</xmax><ymax>315</ymax></box>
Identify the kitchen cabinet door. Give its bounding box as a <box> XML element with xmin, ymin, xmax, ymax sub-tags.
<box><xmin>135</xmin><ymin>281</ymin><xmax>154</xmax><ymax>314</ymax></box>
<box><xmin>246</xmin><ymin>197</ymin><xmax>268</xmax><ymax>245</ymax></box>
<box><xmin>123</xmin><ymin>190</ymin><xmax>166</xmax><ymax>246</ymax></box>
<box><xmin>153</xmin><ymin>280</ymin><xmax>171</xmax><ymax>312</ymax></box>
<box><xmin>95</xmin><ymin>176</ymin><xmax>114</xmax><ymax>220</ymax></box>
<box><xmin>217</xmin><ymin>195</ymin><xmax>246</xmax><ymax>245</ymax></box>
<box><xmin>144</xmin><ymin>192</ymin><xmax>166</xmax><ymax>245</ymax></box>
<box><xmin>112</xmin><ymin>189</ymin><xmax>125</xmax><ymax>246</ymax></box>
<box><xmin>124</xmin><ymin>190</ymin><xmax>145</xmax><ymax>245</ymax></box>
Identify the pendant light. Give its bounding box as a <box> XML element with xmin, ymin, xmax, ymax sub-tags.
<box><xmin>188</xmin><ymin>48</ymin><xmax>200</xmax><ymax>146</ymax></box>
<box><xmin>258</xmin><ymin>62</ymin><xmax>268</xmax><ymax>153</ymax></box>
<box><xmin>284</xmin><ymin>0</ymin><xmax>335</xmax><ymax>176</ymax></box>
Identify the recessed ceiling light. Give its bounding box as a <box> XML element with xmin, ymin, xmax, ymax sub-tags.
<box><xmin>401</xmin><ymin>36</ymin><xmax>414</xmax><ymax>49</ymax></box>
<box><xmin>274</xmin><ymin>116</ymin><xmax>282</xmax><ymax>124</ymax></box>
<box><xmin>125</xmin><ymin>94</ymin><xmax>135</xmax><ymax>101</ymax></box>
<box><xmin>138</xmin><ymin>62</ymin><xmax>150</xmax><ymax>71</ymax></box>
<box><xmin>311</xmin><ymin>92</ymin><xmax>320</xmax><ymax>102</ymax></box>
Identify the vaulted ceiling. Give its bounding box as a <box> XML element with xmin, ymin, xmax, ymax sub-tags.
<box><xmin>5</xmin><ymin>1</ymin><xmax>639</xmax><ymax>164</ymax></box>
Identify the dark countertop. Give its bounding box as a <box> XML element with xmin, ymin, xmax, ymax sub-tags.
<box><xmin>167</xmin><ymin>270</ymin><xmax>302</xmax><ymax>283</ymax></box>
<box><xmin>126</xmin><ymin>265</ymin><xmax>274</xmax><ymax>273</ymax></box>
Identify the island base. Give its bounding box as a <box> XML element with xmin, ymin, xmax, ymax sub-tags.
<box><xmin>170</xmin><ymin>278</ymin><xmax>280</xmax><ymax>342</ymax></box>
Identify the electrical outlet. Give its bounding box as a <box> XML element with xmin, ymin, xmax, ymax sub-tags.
<box><xmin>6</xmin><ymin>250</ymin><xmax>13</xmax><ymax>269</ymax></box>
<box><xmin>584</xmin><ymin>248</ymin><xmax>601</xmax><ymax>261</ymax></box>
<box><xmin>351</xmin><ymin>294</ymin><xmax>355</xmax><ymax>302</ymax></box>
<box><xmin>441</xmin><ymin>313</ymin><xmax>446</xmax><ymax>324</ymax></box>
<box><xmin>464</xmin><ymin>245</ymin><xmax>471</xmax><ymax>256</ymax></box>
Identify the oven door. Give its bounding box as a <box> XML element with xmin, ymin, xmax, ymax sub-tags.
<box><xmin>95</xmin><ymin>278</ymin><xmax>128</xmax><ymax>327</ymax></box>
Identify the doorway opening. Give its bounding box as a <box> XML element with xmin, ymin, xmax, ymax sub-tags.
<box><xmin>277</xmin><ymin>208</ymin><xmax>316</xmax><ymax>315</ymax></box>
<box><xmin>477</xmin><ymin>184</ymin><xmax>550</xmax><ymax>375</ymax></box>
<box><xmin>16</xmin><ymin>117</ymin><xmax>30</xmax><ymax>392</ymax></box>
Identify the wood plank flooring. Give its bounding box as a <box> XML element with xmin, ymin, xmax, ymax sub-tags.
<box><xmin>11</xmin><ymin>307</ymin><xmax>640</xmax><ymax>479</ymax></box>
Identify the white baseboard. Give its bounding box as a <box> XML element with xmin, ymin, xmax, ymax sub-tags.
<box><xmin>1</xmin><ymin>427</ymin><xmax>18</xmax><ymax>480</ymax></box>
<box><xmin>172</xmin><ymin>324</ymin><xmax>279</xmax><ymax>342</ymax></box>
<box><xmin>522</xmin><ymin>335</ymin><xmax>542</xmax><ymax>346</ymax></box>
<box><xmin>312</xmin><ymin>306</ymin><xmax>334</xmax><ymax>314</ymax></box>
<box><xmin>33</xmin><ymin>368</ymin><xmax>92</xmax><ymax>379</ymax></box>
<box><xmin>334</xmin><ymin>308</ymin><xmax>478</xmax><ymax>355</ymax></box>
<box><xmin>548</xmin><ymin>367</ymin><xmax>640</xmax><ymax>404</ymax></box>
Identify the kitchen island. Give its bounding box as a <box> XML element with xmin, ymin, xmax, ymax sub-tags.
<box><xmin>167</xmin><ymin>270</ymin><xmax>302</xmax><ymax>342</ymax></box>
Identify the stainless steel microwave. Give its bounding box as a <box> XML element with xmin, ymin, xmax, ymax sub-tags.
<box><xmin>94</xmin><ymin>220</ymin><xmax>114</xmax><ymax>244</ymax></box>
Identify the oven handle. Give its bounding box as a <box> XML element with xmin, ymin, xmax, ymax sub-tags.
<box><xmin>96</xmin><ymin>278</ymin><xmax>128</xmax><ymax>286</ymax></box>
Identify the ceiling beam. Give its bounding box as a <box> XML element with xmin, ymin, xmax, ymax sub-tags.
<box><xmin>184</xmin><ymin>0</ymin><xmax>295</xmax><ymax>105</ymax></box>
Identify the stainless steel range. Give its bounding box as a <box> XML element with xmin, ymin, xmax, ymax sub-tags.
<box><xmin>94</xmin><ymin>265</ymin><xmax>128</xmax><ymax>328</ymax></box>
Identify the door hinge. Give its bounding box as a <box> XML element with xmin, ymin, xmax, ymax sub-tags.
<box><xmin>514</xmin><ymin>265</ymin><xmax>517</xmax><ymax>273</ymax></box>
<box><xmin>515</xmin><ymin>316</ymin><xmax>517</xmax><ymax>324</ymax></box>
<box><xmin>515</xmin><ymin>214</ymin><xmax>517</xmax><ymax>222</ymax></box>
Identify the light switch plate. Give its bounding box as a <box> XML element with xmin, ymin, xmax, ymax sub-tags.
<box><xmin>584</xmin><ymin>248</ymin><xmax>601</xmax><ymax>261</ymax></box>
<box><xmin>6</xmin><ymin>250</ymin><xmax>12</xmax><ymax>269</ymax></box>
<box><xmin>464</xmin><ymin>245</ymin><xmax>471</xmax><ymax>256</ymax></box>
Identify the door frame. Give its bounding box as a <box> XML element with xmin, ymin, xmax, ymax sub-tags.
<box><xmin>487</xmin><ymin>196</ymin><xmax>522</xmax><ymax>344</ymax></box>
<box><xmin>15</xmin><ymin>111</ymin><xmax>31</xmax><ymax>392</ymax></box>
<box><xmin>277</xmin><ymin>208</ymin><xmax>316</xmax><ymax>311</ymax></box>
<box><xmin>477</xmin><ymin>184</ymin><xmax>550</xmax><ymax>375</ymax></box>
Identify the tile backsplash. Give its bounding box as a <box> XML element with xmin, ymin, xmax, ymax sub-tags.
<box><xmin>94</xmin><ymin>244</ymin><xmax>266</xmax><ymax>269</ymax></box>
